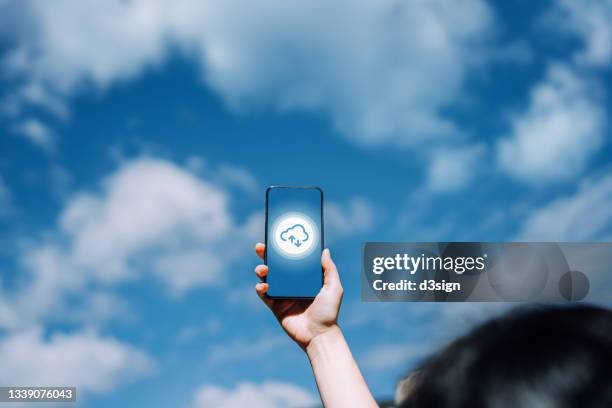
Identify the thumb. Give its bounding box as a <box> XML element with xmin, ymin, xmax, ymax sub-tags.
<box><xmin>322</xmin><ymin>248</ymin><xmax>341</xmax><ymax>288</ymax></box>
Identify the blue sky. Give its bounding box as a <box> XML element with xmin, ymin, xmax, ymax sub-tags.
<box><xmin>1</xmin><ymin>0</ymin><xmax>612</xmax><ymax>407</ymax></box>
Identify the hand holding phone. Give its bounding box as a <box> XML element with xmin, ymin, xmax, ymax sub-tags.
<box><xmin>254</xmin><ymin>244</ymin><xmax>343</xmax><ymax>350</ymax></box>
<box><xmin>254</xmin><ymin>185</ymin><xmax>343</xmax><ymax>349</ymax></box>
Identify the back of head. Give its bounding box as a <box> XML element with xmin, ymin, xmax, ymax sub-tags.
<box><xmin>398</xmin><ymin>305</ymin><xmax>612</xmax><ymax>408</ymax></box>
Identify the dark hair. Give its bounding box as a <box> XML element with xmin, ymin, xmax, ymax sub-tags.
<box><xmin>399</xmin><ymin>304</ymin><xmax>612</xmax><ymax>408</ymax></box>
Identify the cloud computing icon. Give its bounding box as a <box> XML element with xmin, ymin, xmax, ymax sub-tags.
<box><xmin>280</xmin><ymin>224</ymin><xmax>309</xmax><ymax>248</ymax></box>
<box><xmin>272</xmin><ymin>213</ymin><xmax>318</xmax><ymax>259</ymax></box>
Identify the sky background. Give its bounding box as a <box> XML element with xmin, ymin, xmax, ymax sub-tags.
<box><xmin>1</xmin><ymin>0</ymin><xmax>612</xmax><ymax>407</ymax></box>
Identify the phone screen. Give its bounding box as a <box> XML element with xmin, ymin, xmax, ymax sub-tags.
<box><xmin>265</xmin><ymin>186</ymin><xmax>323</xmax><ymax>298</ymax></box>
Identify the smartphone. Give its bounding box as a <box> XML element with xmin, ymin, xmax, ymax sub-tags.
<box><xmin>264</xmin><ymin>186</ymin><xmax>324</xmax><ymax>299</ymax></box>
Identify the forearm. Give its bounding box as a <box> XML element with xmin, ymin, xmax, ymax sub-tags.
<box><xmin>306</xmin><ymin>325</ymin><xmax>378</xmax><ymax>408</ymax></box>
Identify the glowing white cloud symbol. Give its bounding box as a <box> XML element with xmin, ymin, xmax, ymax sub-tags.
<box><xmin>272</xmin><ymin>213</ymin><xmax>318</xmax><ymax>259</ymax></box>
<box><xmin>280</xmin><ymin>224</ymin><xmax>309</xmax><ymax>248</ymax></box>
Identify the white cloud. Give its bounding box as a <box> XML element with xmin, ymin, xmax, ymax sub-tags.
<box><xmin>186</xmin><ymin>157</ymin><xmax>259</xmax><ymax>194</ymax></box>
<box><xmin>206</xmin><ymin>335</ymin><xmax>288</xmax><ymax>366</ymax></box>
<box><xmin>2</xmin><ymin>0</ymin><xmax>494</xmax><ymax>145</ymax></box>
<box><xmin>0</xmin><ymin>243</ymin><xmax>132</xmax><ymax>329</ymax></box>
<box><xmin>16</xmin><ymin>82</ymin><xmax>70</xmax><ymax>119</ymax></box>
<box><xmin>361</xmin><ymin>342</ymin><xmax>432</xmax><ymax>372</ymax></box>
<box><xmin>0</xmin><ymin>156</ymin><xmax>261</xmax><ymax>398</ymax></box>
<box><xmin>325</xmin><ymin>197</ymin><xmax>375</xmax><ymax>237</ymax></box>
<box><xmin>427</xmin><ymin>144</ymin><xmax>486</xmax><ymax>192</ymax></box>
<box><xmin>13</xmin><ymin>117</ymin><xmax>54</xmax><ymax>151</ymax></box>
<box><xmin>4</xmin><ymin>0</ymin><xmax>171</xmax><ymax>94</ymax></box>
<box><xmin>69</xmin><ymin>291</ymin><xmax>134</xmax><ymax>323</ymax></box>
<box><xmin>8</xmin><ymin>1</ymin><xmax>610</xmax><ymax>190</ymax></box>
<box><xmin>153</xmin><ymin>249</ymin><xmax>225</xmax><ymax>297</ymax></box>
<box><xmin>195</xmin><ymin>0</ymin><xmax>494</xmax><ymax>145</ymax></box>
<box><xmin>553</xmin><ymin>0</ymin><xmax>612</xmax><ymax>67</ymax></box>
<box><xmin>0</xmin><ymin>328</ymin><xmax>154</xmax><ymax>393</ymax></box>
<box><xmin>214</xmin><ymin>163</ymin><xmax>259</xmax><ymax>193</ymax></box>
<box><xmin>60</xmin><ymin>158</ymin><xmax>233</xmax><ymax>283</ymax></box>
<box><xmin>0</xmin><ymin>157</ymin><xmax>258</xmax><ymax>328</ymax></box>
<box><xmin>497</xmin><ymin>63</ymin><xmax>605</xmax><ymax>183</ymax></box>
<box><xmin>518</xmin><ymin>172</ymin><xmax>612</xmax><ymax>240</ymax></box>
<box><xmin>0</xmin><ymin>244</ymin><xmax>79</xmax><ymax>329</ymax></box>
<box><xmin>191</xmin><ymin>381</ymin><xmax>318</xmax><ymax>408</ymax></box>
<box><xmin>226</xmin><ymin>285</ymin><xmax>266</xmax><ymax>309</ymax></box>
<box><xmin>176</xmin><ymin>318</ymin><xmax>223</xmax><ymax>343</ymax></box>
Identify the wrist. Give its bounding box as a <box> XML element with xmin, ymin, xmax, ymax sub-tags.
<box><xmin>305</xmin><ymin>324</ymin><xmax>343</xmax><ymax>359</ymax></box>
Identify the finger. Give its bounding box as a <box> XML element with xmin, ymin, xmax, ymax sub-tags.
<box><xmin>254</xmin><ymin>264</ymin><xmax>268</xmax><ymax>279</ymax></box>
<box><xmin>255</xmin><ymin>243</ymin><xmax>266</xmax><ymax>260</ymax></box>
<box><xmin>322</xmin><ymin>248</ymin><xmax>341</xmax><ymax>289</ymax></box>
<box><xmin>255</xmin><ymin>282</ymin><xmax>274</xmax><ymax>308</ymax></box>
